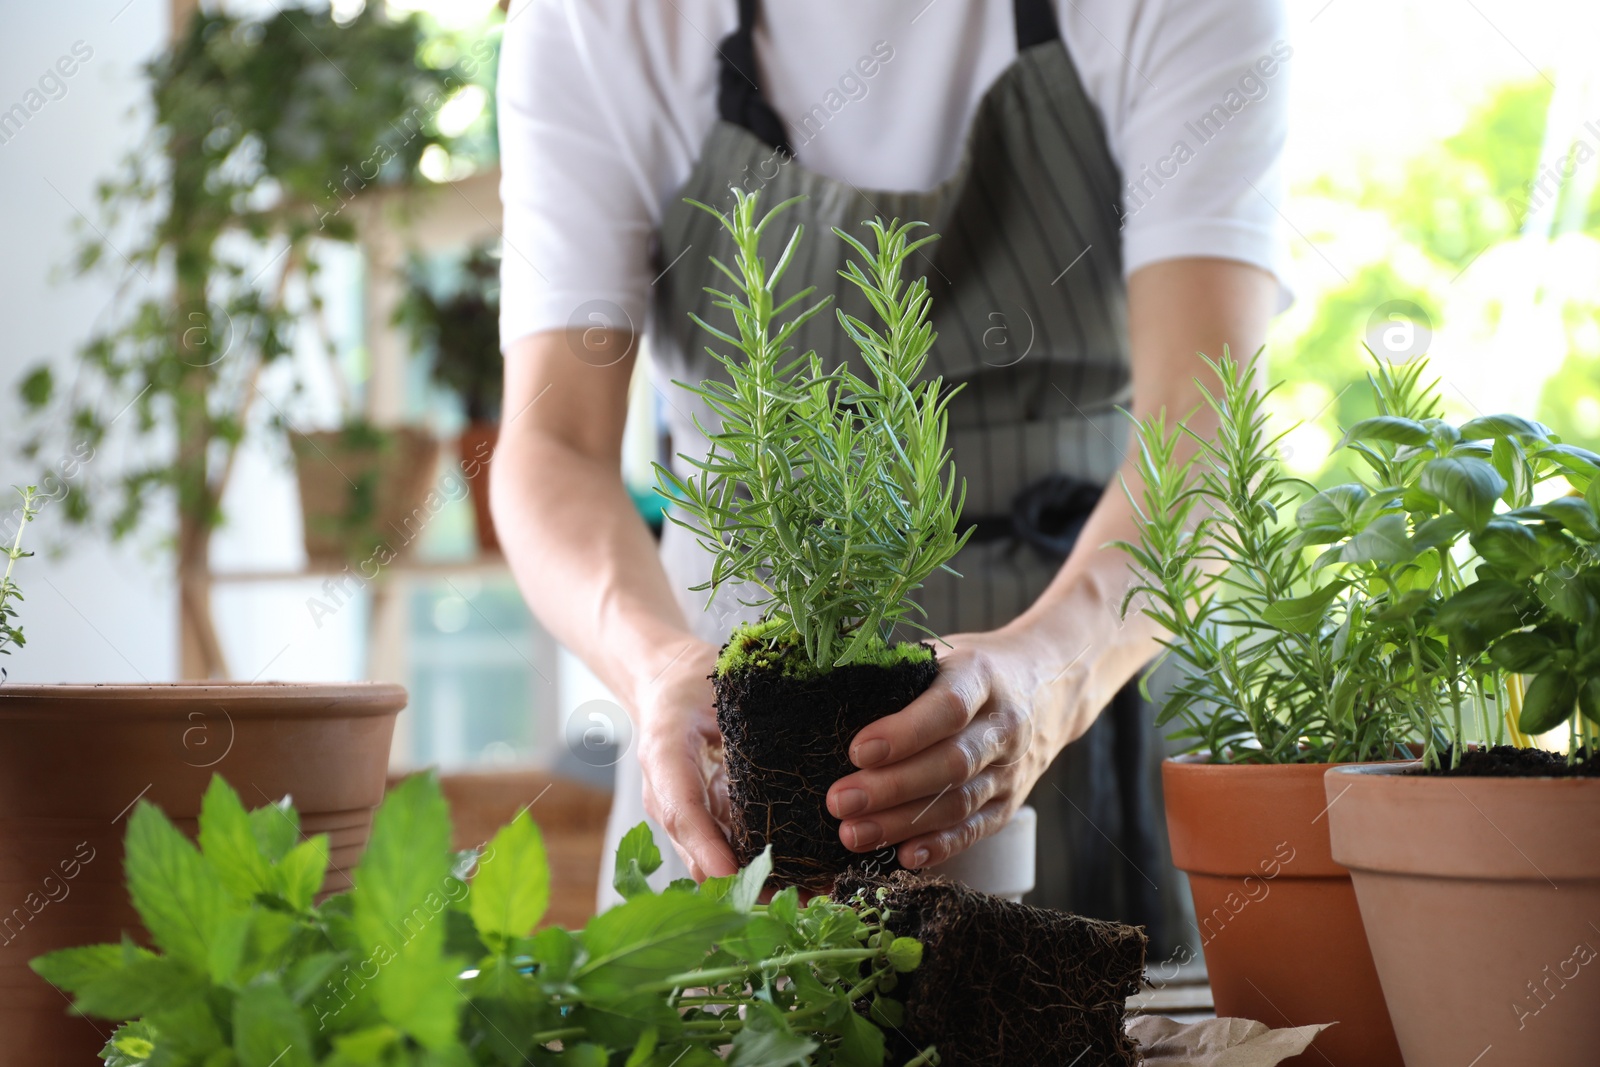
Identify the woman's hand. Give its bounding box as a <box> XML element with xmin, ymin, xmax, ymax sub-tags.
<box><xmin>635</xmin><ymin>639</ymin><xmax>741</xmax><ymax>882</ymax></box>
<box><xmin>826</xmin><ymin>628</ymin><xmax>1087</xmax><ymax>869</ymax></box>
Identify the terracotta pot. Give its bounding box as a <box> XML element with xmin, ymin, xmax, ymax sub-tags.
<box><xmin>1326</xmin><ymin>762</ymin><xmax>1600</xmax><ymax>1067</ymax></box>
<box><xmin>0</xmin><ymin>682</ymin><xmax>404</xmax><ymax>1065</ymax></box>
<box><xmin>291</xmin><ymin>425</ymin><xmax>441</xmax><ymax>568</ymax></box>
<box><xmin>458</xmin><ymin>421</ymin><xmax>499</xmax><ymax>554</ymax></box>
<box><xmin>1163</xmin><ymin>757</ymin><xmax>1402</xmax><ymax>1067</ymax></box>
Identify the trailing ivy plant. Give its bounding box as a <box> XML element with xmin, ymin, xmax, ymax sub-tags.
<box><xmin>654</xmin><ymin>191</ymin><xmax>968</xmax><ymax>669</ymax></box>
<box><xmin>33</xmin><ymin>774</ymin><xmax>936</xmax><ymax>1066</ymax></box>
<box><xmin>13</xmin><ymin>5</ymin><xmax>474</xmax><ymax>674</ymax></box>
<box><xmin>1120</xmin><ymin>350</ymin><xmax>1600</xmax><ymax>768</ymax></box>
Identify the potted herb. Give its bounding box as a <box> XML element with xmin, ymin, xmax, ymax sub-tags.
<box><xmin>397</xmin><ymin>244</ymin><xmax>503</xmax><ymax>553</ymax></box>
<box><xmin>1320</xmin><ymin>407</ymin><xmax>1600</xmax><ymax>1066</ymax></box>
<box><xmin>654</xmin><ymin>192</ymin><xmax>969</xmax><ymax>890</ymax></box>
<box><xmin>33</xmin><ymin>773</ymin><xmax>922</xmax><ymax>1064</ymax></box>
<box><xmin>1113</xmin><ymin>353</ymin><xmax>1486</xmax><ymax>1066</ymax></box>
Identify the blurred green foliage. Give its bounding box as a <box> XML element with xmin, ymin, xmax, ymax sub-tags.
<box><xmin>1275</xmin><ymin>78</ymin><xmax>1600</xmax><ymax>485</ymax></box>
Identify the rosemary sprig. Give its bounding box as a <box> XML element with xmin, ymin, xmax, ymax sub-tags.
<box><xmin>655</xmin><ymin>190</ymin><xmax>967</xmax><ymax>668</ymax></box>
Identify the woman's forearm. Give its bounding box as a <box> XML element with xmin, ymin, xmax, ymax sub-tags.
<box><xmin>492</xmin><ymin>330</ymin><xmax>701</xmax><ymax>712</ymax></box>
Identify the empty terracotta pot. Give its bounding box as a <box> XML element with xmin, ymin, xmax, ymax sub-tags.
<box><xmin>1162</xmin><ymin>757</ymin><xmax>1402</xmax><ymax>1067</ymax></box>
<box><xmin>0</xmin><ymin>682</ymin><xmax>404</xmax><ymax>1065</ymax></box>
<box><xmin>1326</xmin><ymin>762</ymin><xmax>1600</xmax><ymax>1067</ymax></box>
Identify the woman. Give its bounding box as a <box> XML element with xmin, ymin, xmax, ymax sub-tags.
<box><xmin>493</xmin><ymin>0</ymin><xmax>1288</xmax><ymax>939</ymax></box>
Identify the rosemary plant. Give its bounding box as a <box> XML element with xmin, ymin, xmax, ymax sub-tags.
<box><xmin>1117</xmin><ymin>352</ymin><xmax>1434</xmax><ymax>763</ymax></box>
<box><xmin>655</xmin><ymin>191</ymin><xmax>967</xmax><ymax>669</ymax></box>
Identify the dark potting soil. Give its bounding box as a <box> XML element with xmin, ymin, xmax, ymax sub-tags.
<box><xmin>713</xmin><ymin>651</ymin><xmax>938</xmax><ymax>889</ymax></box>
<box><xmin>1417</xmin><ymin>745</ymin><xmax>1600</xmax><ymax>778</ymax></box>
<box><xmin>835</xmin><ymin>869</ymin><xmax>1147</xmax><ymax>1067</ymax></box>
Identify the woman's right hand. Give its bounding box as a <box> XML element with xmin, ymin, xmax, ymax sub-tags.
<box><xmin>635</xmin><ymin>639</ymin><xmax>741</xmax><ymax>881</ymax></box>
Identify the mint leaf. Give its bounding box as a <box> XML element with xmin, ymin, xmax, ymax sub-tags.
<box><xmin>350</xmin><ymin>774</ymin><xmax>463</xmax><ymax>1048</ymax></box>
<box><xmin>234</xmin><ymin>979</ymin><xmax>315</xmax><ymax>1067</ymax></box>
<box><xmin>124</xmin><ymin>801</ymin><xmax>247</xmax><ymax>980</ymax></box>
<box><xmin>249</xmin><ymin>799</ymin><xmax>300</xmax><ymax>863</ymax></box>
<box><xmin>71</xmin><ymin>955</ymin><xmax>208</xmax><ymax>1019</ymax></box>
<box><xmin>103</xmin><ymin>1022</ymin><xmax>157</xmax><ymax>1067</ymax></box>
<box><xmin>613</xmin><ymin>822</ymin><xmax>661</xmax><ymax>900</ymax></box>
<box><xmin>29</xmin><ymin>942</ymin><xmax>142</xmax><ymax>993</ymax></box>
<box><xmin>470</xmin><ymin>810</ymin><xmax>550</xmax><ymax>942</ymax></box>
<box><xmin>330</xmin><ymin>1027</ymin><xmax>402</xmax><ymax>1062</ymax></box>
<box><xmin>701</xmin><ymin>846</ymin><xmax>771</xmax><ymax>913</ymax></box>
<box><xmin>576</xmin><ymin>893</ymin><xmax>742</xmax><ymax>998</ymax></box>
<box><xmin>729</xmin><ymin>1003</ymin><xmax>819</xmax><ymax>1066</ymax></box>
<box><xmin>274</xmin><ymin>835</ymin><xmax>330</xmax><ymax>912</ymax></box>
<box><xmin>199</xmin><ymin>775</ymin><xmax>272</xmax><ymax>903</ymax></box>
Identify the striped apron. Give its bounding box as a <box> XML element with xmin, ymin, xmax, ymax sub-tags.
<box><xmin>607</xmin><ymin>0</ymin><xmax>1174</xmax><ymax>947</ymax></box>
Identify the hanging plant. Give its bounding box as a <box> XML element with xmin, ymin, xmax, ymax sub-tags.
<box><xmin>12</xmin><ymin>5</ymin><xmax>487</xmax><ymax>674</ymax></box>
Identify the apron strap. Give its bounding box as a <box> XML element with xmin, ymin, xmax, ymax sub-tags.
<box><xmin>716</xmin><ymin>0</ymin><xmax>794</xmax><ymax>157</ymax></box>
<box><xmin>1014</xmin><ymin>0</ymin><xmax>1063</xmax><ymax>49</ymax></box>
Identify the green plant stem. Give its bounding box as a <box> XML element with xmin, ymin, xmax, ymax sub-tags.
<box><xmin>641</xmin><ymin>946</ymin><xmax>883</xmax><ymax>995</ymax></box>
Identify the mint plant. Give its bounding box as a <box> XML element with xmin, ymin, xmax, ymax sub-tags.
<box><xmin>655</xmin><ymin>191</ymin><xmax>968</xmax><ymax>669</ymax></box>
<box><xmin>0</xmin><ymin>486</ymin><xmax>41</xmax><ymax>662</ymax></box>
<box><xmin>33</xmin><ymin>774</ymin><xmax>936</xmax><ymax>1066</ymax></box>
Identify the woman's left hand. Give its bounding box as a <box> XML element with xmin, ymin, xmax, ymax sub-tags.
<box><xmin>825</xmin><ymin>628</ymin><xmax>1083</xmax><ymax>869</ymax></box>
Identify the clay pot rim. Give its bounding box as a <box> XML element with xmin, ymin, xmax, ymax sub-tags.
<box><xmin>1327</xmin><ymin>760</ymin><xmax>1600</xmax><ymax>786</ymax></box>
<box><xmin>0</xmin><ymin>681</ymin><xmax>406</xmax><ymax>719</ymax></box>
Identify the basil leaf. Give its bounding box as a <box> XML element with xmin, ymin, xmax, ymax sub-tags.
<box><xmin>1526</xmin><ymin>497</ymin><xmax>1600</xmax><ymax>541</ymax></box>
<box><xmin>1520</xmin><ymin>670</ymin><xmax>1577</xmax><ymax>734</ymax></box>
<box><xmin>1537</xmin><ymin>444</ymin><xmax>1600</xmax><ymax>479</ymax></box>
<box><xmin>1259</xmin><ymin>581</ymin><xmax>1348</xmax><ymax>634</ymax></box>
<box><xmin>1459</xmin><ymin>414</ymin><xmax>1551</xmax><ymax>441</ymax></box>
<box><xmin>1334</xmin><ymin>513</ymin><xmax>1415</xmax><ymax>566</ymax></box>
<box><xmin>1295</xmin><ymin>484</ymin><xmax>1368</xmax><ymax>531</ymax></box>
<box><xmin>1579</xmin><ymin>677</ymin><xmax>1600</xmax><ymax>726</ymax></box>
<box><xmin>1471</xmin><ymin>521</ymin><xmax>1544</xmax><ymax>581</ymax></box>
<box><xmin>1411</xmin><ymin>513</ymin><xmax>1467</xmax><ymax>552</ymax></box>
<box><xmin>1420</xmin><ymin>456</ymin><xmax>1506</xmax><ymax>531</ymax></box>
<box><xmin>1335</xmin><ymin>416</ymin><xmax>1430</xmax><ymax>449</ymax></box>
<box><xmin>1488</xmin><ymin>632</ymin><xmax>1558</xmax><ymax>673</ymax></box>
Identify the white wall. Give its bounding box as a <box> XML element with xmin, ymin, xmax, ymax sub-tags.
<box><xmin>0</xmin><ymin>1</ymin><xmax>174</xmax><ymax>684</ymax></box>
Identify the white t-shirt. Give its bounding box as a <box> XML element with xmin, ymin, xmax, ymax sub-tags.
<box><xmin>497</xmin><ymin>0</ymin><xmax>1292</xmax><ymax>349</ymax></box>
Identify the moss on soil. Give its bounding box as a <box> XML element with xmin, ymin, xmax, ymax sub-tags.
<box><xmin>713</xmin><ymin>618</ymin><xmax>933</xmax><ymax>679</ymax></box>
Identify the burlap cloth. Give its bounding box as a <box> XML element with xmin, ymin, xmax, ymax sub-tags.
<box><xmin>1128</xmin><ymin>1016</ymin><xmax>1332</xmax><ymax>1065</ymax></box>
